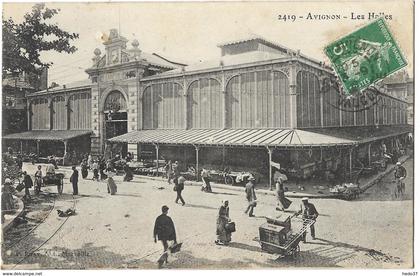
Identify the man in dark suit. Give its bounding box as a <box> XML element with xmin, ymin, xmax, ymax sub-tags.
<box><xmin>301</xmin><ymin>197</ymin><xmax>319</xmax><ymax>242</ymax></box>
<box><xmin>244</xmin><ymin>176</ymin><xmax>257</xmax><ymax>217</ymax></box>
<box><xmin>70</xmin><ymin>166</ymin><xmax>79</xmax><ymax>195</ymax></box>
<box><xmin>154</xmin><ymin>205</ymin><xmax>177</xmax><ymax>252</ymax></box>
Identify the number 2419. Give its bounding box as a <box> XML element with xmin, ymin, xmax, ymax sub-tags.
<box><xmin>278</xmin><ymin>14</ymin><xmax>296</xmax><ymax>22</ymax></box>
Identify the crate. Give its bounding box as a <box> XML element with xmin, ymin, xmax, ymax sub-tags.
<box><xmin>259</xmin><ymin>223</ymin><xmax>290</xmax><ymax>246</ymax></box>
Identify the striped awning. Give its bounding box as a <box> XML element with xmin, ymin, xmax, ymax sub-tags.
<box><xmin>3</xmin><ymin>130</ymin><xmax>92</xmax><ymax>141</ymax></box>
<box><xmin>108</xmin><ymin>128</ymin><xmax>357</xmax><ymax>147</ymax></box>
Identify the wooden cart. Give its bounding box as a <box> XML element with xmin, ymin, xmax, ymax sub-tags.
<box><xmin>255</xmin><ymin>216</ymin><xmax>315</xmax><ymax>259</ymax></box>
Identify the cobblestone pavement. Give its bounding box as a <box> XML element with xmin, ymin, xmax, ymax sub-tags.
<box><xmin>1</xmin><ymin>159</ymin><xmax>413</xmax><ymax>269</ymax></box>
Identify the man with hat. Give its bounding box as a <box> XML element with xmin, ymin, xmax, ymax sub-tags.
<box><xmin>301</xmin><ymin>197</ymin><xmax>318</xmax><ymax>242</ymax></box>
<box><xmin>394</xmin><ymin>161</ymin><xmax>407</xmax><ymax>180</ymax></box>
<box><xmin>153</xmin><ymin>205</ymin><xmax>177</xmax><ymax>252</ymax></box>
<box><xmin>244</xmin><ymin>175</ymin><xmax>257</xmax><ymax>217</ymax></box>
<box><xmin>174</xmin><ymin>176</ymin><xmax>186</xmax><ymax>205</ymax></box>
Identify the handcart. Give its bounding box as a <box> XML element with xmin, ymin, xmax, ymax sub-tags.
<box><xmin>43</xmin><ymin>173</ymin><xmax>65</xmax><ymax>194</ymax></box>
<box><xmin>255</xmin><ymin>215</ymin><xmax>315</xmax><ymax>259</ymax></box>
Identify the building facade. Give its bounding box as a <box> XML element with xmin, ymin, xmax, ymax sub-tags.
<box><xmin>4</xmin><ymin>30</ymin><xmax>411</xmax><ymax>187</ymax></box>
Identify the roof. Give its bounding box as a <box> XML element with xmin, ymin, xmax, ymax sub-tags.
<box><xmin>108</xmin><ymin>128</ymin><xmax>356</xmax><ymax>147</ymax></box>
<box><xmin>33</xmin><ymin>79</ymin><xmax>92</xmax><ymax>94</ymax></box>
<box><xmin>156</xmin><ymin>51</ymin><xmax>287</xmax><ymax>76</ymax></box>
<box><xmin>2</xmin><ymin>77</ymin><xmax>34</xmax><ymax>90</ymax></box>
<box><xmin>307</xmin><ymin>125</ymin><xmax>413</xmax><ymax>144</ymax></box>
<box><xmin>3</xmin><ymin>130</ymin><xmax>92</xmax><ymax>141</ymax></box>
<box><xmin>109</xmin><ymin>126</ymin><xmax>412</xmax><ymax>147</ymax></box>
<box><xmin>135</xmin><ymin>51</ymin><xmax>184</xmax><ymax>69</ymax></box>
<box><xmin>217</xmin><ymin>35</ymin><xmax>291</xmax><ymax>53</ymax></box>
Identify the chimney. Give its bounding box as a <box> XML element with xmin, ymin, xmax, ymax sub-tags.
<box><xmin>39</xmin><ymin>67</ymin><xmax>48</xmax><ymax>91</ymax></box>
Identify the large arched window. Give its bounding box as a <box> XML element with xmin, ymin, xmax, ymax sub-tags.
<box><xmin>143</xmin><ymin>82</ymin><xmax>184</xmax><ymax>129</ymax></box>
<box><xmin>51</xmin><ymin>96</ymin><xmax>66</xmax><ymax>130</ymax></box>
<box><xmin>296</xmin><ymin>71</ymin><xmax>321</xmax><ymax>127</ymax></box>
<box><xmin>226</xmin><ymin>70</ymin><xmax>289</xmax><ymax>128</ymax></box>
<box><xmin>31</xmin><ymin>98</ymin><xmax>49</xmax><ymax>130</ymax></box>
<box><xmin>187</xmin><ymin>78</ymin><xmax>222</xmax><ymax>129</ymax></box>
<box><xmin>69</xmin><ymin>93</ymin><xmax>92</xmax><ymax>130</ymax></box>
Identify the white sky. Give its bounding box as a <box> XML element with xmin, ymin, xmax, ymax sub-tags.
<box><xmin>3</xmin><ymin>1</ymin><xmax>414</xmax><ymax>86</ymax></box>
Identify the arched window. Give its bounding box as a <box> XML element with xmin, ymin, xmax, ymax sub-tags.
<box><xmin>104</xmin><ymin>90</ymin><xmax>127</xmax><ymax>112</ymax></box>
<box><xmin>143</xmin><ymin>82</ymin><xmax>184</xmax><ymax>129</ymax></box>
<box><xmin>226</xmin><ymin>70</ymin><xmax>289</xmax><ymax>128</ymax></box>
<box><xmin>296</xmin><ymin>71</ymin><xmax>321</xmax><ymax>127</ymax></box>
<box><xmin>31</xmin><ymin>98</ymin><xmax>49</xmax><ymax>130</ymax></box>
<box><xmin>51</xmin><ymin>96</ymin><xmax>66</xmax><ymax>130</ymax></box>
<box><xmin>69</xmin><ymin>93</ymin><xmax>92</xmax><ymax>130</ymax></box>
<box><xmin>187</xmin><ymin>78</ymin><xmax>222</xmax><ymax>129</ymax></box>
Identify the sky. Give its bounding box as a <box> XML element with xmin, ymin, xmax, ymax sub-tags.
<box><xmin>3</xmin><ymin>1</ymin><xmax>414</xmax><ymax>86</ymax></box>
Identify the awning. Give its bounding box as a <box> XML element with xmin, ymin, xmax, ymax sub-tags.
<box><xmin>306</xmin><ymin>125</ymin><xmax>412</xmax><ymax>144</ymax></box>
<box><xmin>108</xmin><ymin>128</ymin><xmax>357</xmax><ymax>147</ymax></box>
<box><xmin>3</xmin><ymin>130</ymin><xmax>93</xmax><ymax>142</ymax></box>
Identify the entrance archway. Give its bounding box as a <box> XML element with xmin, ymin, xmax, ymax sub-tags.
<box><xmin>103</xmin><ymin>90</ymin><xmax>128</xmax><ymax>157</ymax></box>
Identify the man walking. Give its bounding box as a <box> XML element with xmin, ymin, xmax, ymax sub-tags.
<box><xmin>175</xmin><ymin>176</ymin><xmax>186</xmax><ymax>206</ymax></box>
<box><xmin>153</xmin><ymin>205</ymin><xmax>177</xmax><ymax>252</ymax></box>
<box><xmin>244</xmin><ymin>176</ymin><xmax>257</xmax><ymax>217</ymax></box>
<box><xmin>301</xmin><ymin>197</ymin><xmax>319</xmax><ymax>242</ymax></box>
<box><xmin>70</xmin><ymin>166</ymin><xmax>79</xmax><ymax>195</ymax></box>
<box><xmin>22</xmin><ymin>171</ymin><xmax>33</xmax><ymax>200</ymax></box>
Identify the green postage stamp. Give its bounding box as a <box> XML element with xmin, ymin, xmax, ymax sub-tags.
<box><xmin>324</xmin><ymin>18</ymin><xmax>407</xmax><ymax>94</ymax></box>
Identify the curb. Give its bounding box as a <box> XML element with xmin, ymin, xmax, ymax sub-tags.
<box><xmin>2</xmin><ymin>196</ymin><xmax>25</xmax><ymax>233</ymax></box>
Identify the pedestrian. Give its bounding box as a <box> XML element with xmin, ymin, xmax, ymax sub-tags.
<box><xmin>81</xmin><ymin>159</ymin><xmax>89</xmax><ymax>179</ymax></box>
<box><xmin>172</xmin><ymin>161</ymin><xmax>180</xmax><ymax>179</ymax></box>
<box><xmin>275</xmin><ymin>180</ymin><xmax>292</xmax><ymax>211</ymax></box>
<box><xmin>215</xmin><ymin>200</ymin><xmax>232</xmax><ymax>245</ymax></box>
<box><xmin>2</xmin><ymin>178</ymin><xmax>15</xmax><ymax>212</ymax></box>
<box><xmin>301</xmin><ymin>197</ymin><xmax>319</xmax><ymax>242</ymax></box>
<box><xmin>34</xmin><ymin>165</ymin><xmax>43</xmax><ymax>195</ymax></box>
<box><xmin>123</xmin><ymin>163</ymin><xmax>133</xmax><ymax>181</ymax></box>
<box><xmin>244</xmin><ymin>176</ymin><xmax>257</xmax><ymax>217</ymax></box>
<box><xmin>201</xmin><ymin>169</ymin><xmax>212</xmax><ymax>193</ymax></box>
<box><xmin>174</xmin><ymin>176</ymin><xmax>186</xmax><ymax>206</ymax></box>
<box><xmin>394</xmin><ymin>161</ymin><xmax>407</xmax><ymax>180</ymax></box>
<box><xmin>153</xmin><ymin>205</ymin><xmax>177</xmax><ymax>252</ymax></box>
<box><xmin>99</xmin><ymin>156</ymin><xmax>107</xmax><ymax>180</ymax></box>
<box><xmin>22</xmin><ymin>171</ymin><xmax>33</xmax><ymax>200</ymax></box>
<box><xmin>107</xmin><ymin>172</ymin><xmax>117</xmax><ymax>195</ymax></box>
<box><xmin>87</xmin><ymin>154</ymin><xmax>93</xmax><ymax>169</ymax></box>
<box><xmin>70</xmin><ymin>166</ymin><xmax>79</xmax><ymax>195</ymax></box>
<box><xmin>165</xmin><ymin>160</ymin><xmax>173</xmax><ymax>184</ymax></box>
<box><xmin>92</xmin><ymin>160</ymin><xmax>99</xmax><ymax>181</ymax></box>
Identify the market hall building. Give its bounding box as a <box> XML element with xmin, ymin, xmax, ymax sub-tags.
<box><xmin>3</xmin><ymin>29</ymin><xmax>411</xmax><ymax>188</ymax></box>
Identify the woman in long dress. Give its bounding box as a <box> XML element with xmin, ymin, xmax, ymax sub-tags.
<box><xmin>276</xmin><ymin>180</ymin><xmax>292</xmax><ymax>211</ymax></box>
<box><xmin>215</xmin><ymin>200</ymin><xmax>231</xmax><ymax>245</ymax></box>
<box><xmin>107</xmin><ymin>172</ymin><xmax>117</xmax><ymax>195</ymax></box>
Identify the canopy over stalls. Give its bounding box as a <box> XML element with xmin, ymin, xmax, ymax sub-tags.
<box><xmin>3</xmin><ymin>130</ymin><xmax>92</xmax><ymax>141</ymax></box>
<box><xmin>108</xmin><ymin>128</ymin><xmax>357</xmax><ymax>147</ymax></box>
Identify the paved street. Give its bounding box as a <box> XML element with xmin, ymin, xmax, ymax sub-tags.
<box><xmin>2</xmin><ymin>159</ymin><xmax>413</xmax><ymax>269</ymax></box>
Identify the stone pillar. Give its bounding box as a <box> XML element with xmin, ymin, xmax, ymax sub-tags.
<box><xmin>65</xmin><ymin>94</ymin><xmax>70</xmax><ymax>130</ymax></box>
<box><xmin>349</xmin><ymin>147</ymin><xmax>353</xmax><ymax>176</ymax></box>
<box><xmin>155</xmin><ymin>144</ymin><xmax>159</xmax><ymax>173</ymax></box>
<box><xmin>90</xmin><ymin>84</ymin><xmax>101</xmax><ymax>155</ymax></box>
<box><xmin>36</xmin><ymin>140</ymin><xmax>40</xmax><ymax>156</ymax></box>
<box><xmin>288</xmin><ymin>62</ymin><xmax>298</xmax><ymax>128</ymax></box>
<box><xmin>368</xmin><ymin>143</ymin><xmax>372</xmax><ymax>165</ymax></box>
<box><xmin>183</xmin><ymin>75</ymin><xmax>188</xmax><ymax>129</ymax></box>
<box><xmin>63</xmin><ymin>140</ymin><xmax>68</xmax><ymax>166</ymax></box>
<box><xmin>267</xmin><ymin>147</ymin><xmax>273</xmax><ymax>191</ymax></box>
<box><xmin>194</xmin><ymin>145</ymin><xmax>200</xmax><ymax>181</ymax></box>
<box><xmin>48</xmin><ymin>97</ymin><xmax>53</xmax><ymax>130</ymax></box>
<box><xmin>127</xmin><ymin>80</ymin><xmax>139</xmax><ymax>160</ymax></box>
<box><xmin>26</xmin><ymin>100</ymin><xmax>32</xmax><ymax>131</ymax></box>
<box><xmin>221</xmin><ymin>71</ymin><xmax>226</xmax><ymax>129</ymax></box>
